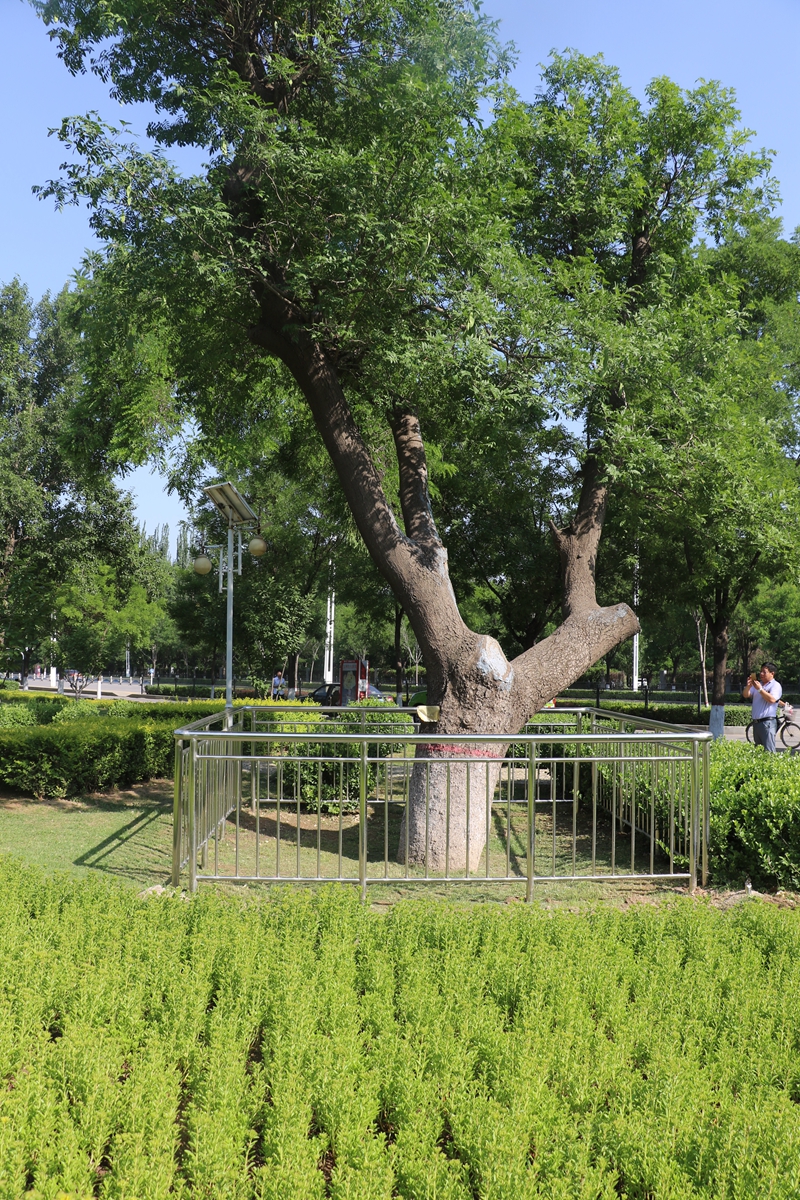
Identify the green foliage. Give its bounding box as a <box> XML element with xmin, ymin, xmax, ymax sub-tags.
<box><xmin>0</xmin><ymin>280</ymin><xmax>144</xmax><ymax>679</ymax></box>
<box><xmin>236</xmin><ymin>566</ymin><xmax>315</xmax><ymax>678</ymax></box>
<box><xmin>0</xmin><ymin>719</ymin><xmax>174</xmax><ymax>798</ymax></box>
<box><xmin>51</xmin><ymin>699</ymin><xmax>130</xmax><ymax>722</ymax></box>
<box><xmin>595</xmin><ymin>701</ymin><xmax>754</xmax><ymax>726</ymax></box>
<box><xmin>281</xmin><ymin>701</ymin><xmax>413</xmax><ymax>813</ymax></box>
<box><xmin>0</xmin><ymin>698</ymin><xmax>337</xmax><ymax>800</ymax></box>
<box><xmin>708</xmin><ymin>741</ymin><xmax>800</xmax><ymax>889</ymax></box>
<box><xmin>145</xmin><ymin>683</ymin><xmax>215</xmax><ymax>697</ymax></box>
<box><xmin>0</xmin><ymin>704</ymin><xmax>37</xmax><ymax>728</ymax></box>
<box><xmin>0</xmin><ymin>694</ymin><xmax>69</xmax><ymax>722</ymax></box>
<box><xmin>1</xmin><ymin>872</ymin><xmax>800</xmax><ymax>1195</ymax></box>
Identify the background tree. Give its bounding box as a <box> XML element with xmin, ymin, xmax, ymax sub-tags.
<box><xmin>628</xmin><ymin>225</ymin><xmax>800</xmax><ymax>727</ymax></box>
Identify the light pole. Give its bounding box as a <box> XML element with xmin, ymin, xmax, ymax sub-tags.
<box><xmin>193</xmin><ymin>481</ymin><xmax>266</xmax><ymax>712</ymax></box>
<box><xmin>323</xmin><ymin>559</ymin><xmax>335</xmax><ymax>685</ymax></box>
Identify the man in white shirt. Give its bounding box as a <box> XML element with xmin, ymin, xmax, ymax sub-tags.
<box><xmin>742</xmin><ymin>662</ymin><xmax>782</xmax><ymax>751</ymax></box>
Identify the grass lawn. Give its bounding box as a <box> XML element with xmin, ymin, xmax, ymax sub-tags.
<box><xmin>0</xmin><ymin>782</ymin><xmax>174</xmax><ymax>889</ymax></box>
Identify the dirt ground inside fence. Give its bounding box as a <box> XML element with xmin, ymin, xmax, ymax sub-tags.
<box><xmin>0</xmin><ymin>779</ymin><xmax>797</xmax><ymax>911</ymax></box>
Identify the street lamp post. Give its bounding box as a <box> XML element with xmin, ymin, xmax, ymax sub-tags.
<box><xmin>193</xmin><ymin>482</ymin><xmax>265</xmax><ymax>714</ymax></box>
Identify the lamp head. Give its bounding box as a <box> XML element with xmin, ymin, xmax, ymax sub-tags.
<box><xmin>193</xmin><ymin>554</ymin><xmax>213</xmax><ymax>576</ymax></box>
<box><xmin>248</xmin><ymin>535</ymin><xmax>267</xmax><ymax>558</ymax></box>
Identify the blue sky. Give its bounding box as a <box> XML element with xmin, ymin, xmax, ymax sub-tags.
<box><xmin>3</xmin><ymin>0</ymin><xmax>800</xmax><ymax>548</ymax></box>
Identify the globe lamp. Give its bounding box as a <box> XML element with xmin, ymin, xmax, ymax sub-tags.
<box><xmin>193</xmin><ymin>554</ymin><xmax>213</xmax><ymax>575</ymax></box>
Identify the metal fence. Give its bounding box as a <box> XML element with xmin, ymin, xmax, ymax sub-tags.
<box><xmin>172</xmin><ymin>706</ymin><xmax>711</xmax><ymax>896</ymax></box>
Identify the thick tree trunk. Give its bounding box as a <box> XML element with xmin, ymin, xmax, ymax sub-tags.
<box><xmin>707</xmin><ymin>621</ymin><xmax>729</xmax><ymax>740</ymax></box>
<box><xmin>402</xmin><ymin>748</ymin><xmax>506</xmax><ymax>873</ymax></box>
<box><xmin>711</xmin><ymin>623</ymin><xmax>728</xmax><ymax>707</ymax></box>
<box><xmin>248</xmin><ymin>322</ymin><xmax>639</xmax><ymax>871</ymax></box>
<box><xmin>289</xmin><ymin>649</ymin><xmax>301</xmax><ymax>698</ymax></box>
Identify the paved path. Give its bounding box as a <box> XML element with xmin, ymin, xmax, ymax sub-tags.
<box><xmin>19</xmin><ymin>680</ymin><xmax>161</xmax><ymax>701</ymax></box>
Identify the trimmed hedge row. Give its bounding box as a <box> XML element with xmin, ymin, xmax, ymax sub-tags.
<box><xmin>0</xmin><ymin>699</ymin><xmax>393</xmax><ymax>799</ymax></box>
<box><xmin>708</xmin><ymin>741</ymin><xmax>800</xmax><ymax>890</ymax></box>
<box><xmin>0</xmin><ymin>720</ymin><xmax>175</xmax><ymax>798</ymax></box>
<box><xmin>0</xmin><ymin>694</ymin><xmax>313</xmax><ymax>723</ymax></box>
<box><xmin>594</xmin><ymin>701</ymin><xmax>753</xmax><ymax>726</ymax></box>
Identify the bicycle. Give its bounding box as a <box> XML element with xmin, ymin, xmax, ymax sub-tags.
<box><xmin>745</xmin><ymin>706</ymin><xmax>800</xmax><ymax>749</ymax></box>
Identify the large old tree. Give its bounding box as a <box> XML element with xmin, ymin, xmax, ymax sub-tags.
<box><xmin>36</xmin><ymin>1</ymin><xmax>774</xmax><ymax>864</ymax></box>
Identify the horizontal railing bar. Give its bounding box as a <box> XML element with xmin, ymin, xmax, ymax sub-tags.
<box><xmin>197</xmin><ymin>751</ymin><xmax>698</xmax><ymax>765</ymax></box>
<box><xmin>190</xmin><ymin>876</ymin><xmax>683</xmax><ymax>885</ymax></box>
<box><xmin>174</xmin><ymin>704</ymin><xmax>710</xmax><ymax>737</ymax></box>
<box><xmin>181</xmin><ymin>732</ymin><xmax>710</xmax><ymax>747</ymax></box>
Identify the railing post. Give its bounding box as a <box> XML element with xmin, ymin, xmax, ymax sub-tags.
<box><xmin>526</xmin><ymin>737</ymin><xmax>536</xmax><ymax>902</ymax></box>
<box><xmin>359</xmin><ymin>737</ymin><xmax>368</xmax><ymax>903</ymax></box>
<box><xmin>572</xmin><ymin>712</ymin><xmax>582</xmax><ymax>877</ymax></box>
<box><xmin>702</xmin><ymin>736</ymin><xmax>710</xmax><ymax>887</ymax></box>
<box><xmin>690</xmin><ymin>738</ymin><xmax>699</xmax><ymax>893</ymax></box>
<box><xmin>251</xmin><ymin>707</ymin><xmax>257</xmax><ymax>814</ymax></box>
<box><xmin>172</xmin><ymin>737</ymin><xmax>183</xmax><ymax>887</ymax></box>
<box><xmin>188</xmin><ymin>736</ymin><xmax>198</xmax><ymax>893</ymax></box>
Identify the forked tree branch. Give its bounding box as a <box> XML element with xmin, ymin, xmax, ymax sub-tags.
<box><xmin>390</xmin><ymin>409</ymin><xmax>441</xmax><ymax>548</ymax></box>
<box><xmin>249</xmin><ymin>317</ymin><xmax>470</xmax><ymax>667</ymax></box>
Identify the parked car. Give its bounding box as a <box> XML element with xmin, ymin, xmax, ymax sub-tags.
<box><xmin>307</xmin><ymin>683</ymin><xmax>387</xmax><ymax>705</ymax></box>
<box><xmin>408</xmin><ymin>689</ymin><xmax>427</xmax><ymax>707</ymax></box>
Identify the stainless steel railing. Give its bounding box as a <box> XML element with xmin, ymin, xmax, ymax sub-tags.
<box><xmin>172</xmin><ymin>706</ymin><xmax>711</xmax><ymax>895</ymax></box>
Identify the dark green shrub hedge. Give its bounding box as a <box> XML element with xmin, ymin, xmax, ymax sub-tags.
<box><xmin>593</xmin><ymin>701</ymin><xmax>753</xmax><ymax>726</ymax></box>
<box><xmin>280</xmin><ymin>701</ymin><xmax>414</xmax><ymax>813</ymax></box>
<box><xmin>145</xmin><ymin>683</ymin><xmax>215</xmax><ymax>697</ymax></box>
<box><xmin>708</xmin><ymin>741</ymin><xmax>800</xmax><ymax>890</ymax></box>
<box><xmin>0</xmin><ymin>699</ymin><xmax>355</xmax><ymax>798</ymax></box>
<box><xmin>585</xmin><ymin>741</ymin><xmax>800</xmax><ymax>890</ymax></box>
<box><xmin>0</xmin><ymin>720</ymin><xmax>175</xmax><ymax>798</ymax></box>
<box><xmin>145</xmin><ymin>683</ymin><xmax>267</xmax><ymax>698</ymax></box>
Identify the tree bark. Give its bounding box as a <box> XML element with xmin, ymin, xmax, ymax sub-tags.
<box><xmin>289</xmin><ymin>649</ymin><xmax>301</xmax><ymax>698</ymax></box>
<box><xmin>710</xmin><ymin>622</ymin><xmax>729</xmax><ymax>708</ymax></box>
<box><xmin>249</xmin><ymin>318</ymin><xmax>639</xmax><ymax>871</ymax></box>
<box><xmin>693</xmin><ymin>610</ymin><xmax>709</xmax><ymax>706</ymax></box>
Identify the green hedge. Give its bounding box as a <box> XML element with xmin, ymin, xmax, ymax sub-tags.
<box><xmin>0</xmin><ymin>720</ymin><xmax>175</xmax><ymax>798</ymax></box>
<box><xmin>0</xmin><ymin>704</ymin><xmax>38</xmax><ymax>728</ymax></box>
<box><xmin>145</xmin><ymin>683</ymin><xmax>268</xmax><ymax>698</ymax></box>
<box><xmin>145</xmin><ymin>683</ymin><xmax>216</xmax><ymax>697</ymax></box>
<box><xmin>4</xmin><ymin>872</ymin><xmax>800</xmax><ymax>1197</ymax></box>
<box><xmin>589</xmin><ymin>741</ymin><xmax>800</xmax><ymax>890</ymax></box>
<box><xmin>0</xmin><ymin>699</ymin><xmax>354</xmax><ymax>798</ymax></box>
<box><xmin>708</xmin><ymin>741</ymin><xmax>800</xmax><ymax>890</ymax></box>
<box><xmin>280</xmin><ymin>701</ymin><xmax>414</xmax><ymax>813</ymax></box>
<box><xmin>593</xmin><ymin>701</ymin><xmax>753</xmax><ymax>726</ymax></box>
